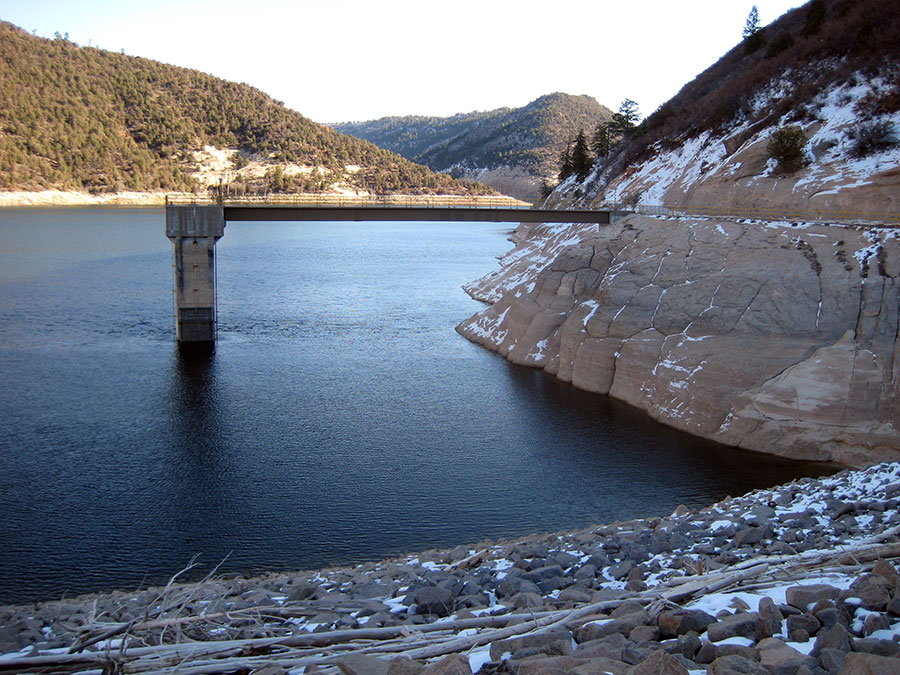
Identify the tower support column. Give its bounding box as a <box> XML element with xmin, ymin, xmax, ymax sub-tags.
<box><xmin>166</xmin><ymin>206</ymin><xmax>225</xmax><ymax>345</ymax></box>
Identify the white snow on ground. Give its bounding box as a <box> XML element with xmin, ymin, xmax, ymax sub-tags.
<box><xmin>581</xmin><ymin>68</ymin><xmax>900</xmax><ymax>208</ymax></box>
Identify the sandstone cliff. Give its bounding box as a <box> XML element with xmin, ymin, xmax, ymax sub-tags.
<box><xmin>457</xmin><ymin>216</ymin><xmax>899</xmax><ymax>466</ymax></box>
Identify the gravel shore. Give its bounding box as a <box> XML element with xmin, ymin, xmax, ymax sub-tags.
<box><xmin>2</xmin><ymin>463</ymin><xmax>900</xmax><ymax>674</ymax></box>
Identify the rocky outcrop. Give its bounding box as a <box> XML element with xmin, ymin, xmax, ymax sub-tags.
<box><xmin>457</xmin><ymin>215</ymin><xmax>900</xmax><ymax>466</ymax></box>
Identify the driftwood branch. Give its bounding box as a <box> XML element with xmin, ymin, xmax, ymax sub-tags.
<box><xmin>7</xmin><ymin>536</ymin><xmax>900</xmax><ymax>674</ymax></box>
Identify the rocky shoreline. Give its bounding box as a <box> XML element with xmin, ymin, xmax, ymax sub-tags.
<box><xmin>0</xmin><ymin>190</ymin><xmax>171</xmax><ymax>207</ymax></box>
<box><xmin>2</xmin><ymin>463</ymin><xmax>900</xmax><ymax>674</ymax></box>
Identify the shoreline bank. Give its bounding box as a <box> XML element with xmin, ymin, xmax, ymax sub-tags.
<box><xmin>2</xmin><ymin>463</ymin><xmax>900</xmax><ymax>673</ymax></box>
<box><xmin>0</xmin><ymin>191</ymin><xmax>171</xmax><ymax>207</ymax></box>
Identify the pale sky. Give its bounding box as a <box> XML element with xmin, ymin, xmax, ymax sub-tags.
<box><xmin>0</xmin><ymin>0</ymin><xmax>806</xmax><ymax>123</ymax></box>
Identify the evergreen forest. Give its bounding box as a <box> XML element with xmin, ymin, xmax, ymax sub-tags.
<box><xmin>0</xmin><ymin>21</ymin><xmax>491</xmax><ymax>195</ymax></box>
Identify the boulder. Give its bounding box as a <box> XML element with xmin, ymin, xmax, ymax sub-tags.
<box><xmin>786</xmin><ymin>584</ymin><xmax>842</xmax><ymax>611</ymax></box>
<box><xmin>755</xmin><ymin>637</ymin><xmax>815</xmax><ymax>670</ymax></box>
<box><xmin>707</xmin><ymin>612</ymin><xmax>762</xmax><ymax>642</ymax></box>
<box><xmin>707</xmin><ymin>654</ymin><xmax>769</xmax><ymax>674</ymax></box>
<box><xmin>631</xmin><ymin>648</ymin><xmax>688</xmax><ymax>675</ymax></box>
<box><xmin>811</xmin><ymin>623</ymin><xmax>852</xmax><ymax>658</ymax></box>
<box><xmin>506</xmin><ymin>655</ymin><xmax>630</xmax><ymax>675</ymax></box>
<box><xmin>573</xmin><ymin>632</ymin><xmax>628</xmax><ymax>660</ymax></box>
<box><xmin>337</xmin><ymin>653</ymin><xmax>390</xmax><ymax>675</ymax></box>
<box><xmin>844</xmin><ymin>575</ymin><xmax>893</xmax><ymax>612</ymax></box>
<box><xmin>414</xmin><ymin>587</ymin><xmax>454</xmax><ymax>617</ymax></box>
<box><xmin>838</xmin><ymin>652</ymin><xmax>900</xmax><ymax>674</ymax></box>
<box><xmin>421</xmin><ymin>654</ymin><xmax>472</xmax><ymax>675</ymax></box>
<box><xmin>575</xmin><ymin>610</ymin><xmax>650</xmax><ymax>642</ymax></box>
<box><xmin>489</xmin><ymin>627</ymin><xmax>573</xmax><ymax>662</ymax></box>
<box><xmin>657</xmin><ymin>609</ymin><xmax>717</xmax><ymax>638</ymax></box>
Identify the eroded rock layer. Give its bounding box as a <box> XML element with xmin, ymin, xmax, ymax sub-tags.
<box><xmin>457</xmin><ymin>216</ymin><xmax>900</xmax><ymax>466</ymax></box>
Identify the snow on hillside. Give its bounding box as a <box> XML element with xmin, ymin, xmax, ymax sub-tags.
<box><xmin>562</xmin><ymin>69</ymin><xmax>900</xmax><ymax>217</ymax></box>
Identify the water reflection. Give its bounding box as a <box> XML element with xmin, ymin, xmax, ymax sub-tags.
<box><xmin>162</xmin><ymin>347</ymin><xmax>235</xmax><ymax>560</ymax></box>
<box><xmin>501</xmin><ymin>363</ymin><xmax>838</xmax><ymax>512</ymax></box>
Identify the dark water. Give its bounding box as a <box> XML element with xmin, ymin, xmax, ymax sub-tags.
<box><xmin>0</xmin><ymin>208</ymin><xmax>833</xmax><ymax>604</ymax></box>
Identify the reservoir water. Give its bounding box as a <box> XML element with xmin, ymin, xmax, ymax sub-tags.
<box><xmin>0</xmin><ymin>207</ymin><xmax>832</xmax><ymax>605</ymax></box>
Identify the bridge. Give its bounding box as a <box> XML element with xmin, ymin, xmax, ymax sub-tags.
<box><xmin>165</xmin><ymin>195</ymin><xmax>625</xmax><ymax>347</ymax></box>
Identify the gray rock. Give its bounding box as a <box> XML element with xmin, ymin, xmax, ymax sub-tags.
<box><xmin>511</xmin><ymin>592</ymin><xmax>545</xmax><ymax>609</ymax></box>
<box><xmin>844</xmin><ymin>575</ymin><xmax>893</xmax><ymax>612</ymax></box>
<box><xmin>573</xmin><ymin>632</ymin><xmax>628</xmax><ymax>660</ymax></box>
<box><xmin>387</xmin><ymin>656</ymin><xmax>424</xmax><ymax>674</ymax></box>
<box><xmin>758</xmin><ymin>596</ymin><xmax>784</xmax><ymax>635</ymax></box>
<box><xmin>608</xmin><ymin>560</ymin><xmax>635</xmax><ymax>580</ymax></box>
<box><xmin>786</xmin><ymin>584</ymin><xmax>842</xmax><ymax>611</ymax></box>
<box><xmin>815</xmin><ymin>606</ymin><xmax>851</xmax><ymax>631</ymax></box>
<box><xmin>489</xmin><ymin>627</ymin><xmax>573</xmax><ymax>662</ymax></box>
<box><xmin>630</xmin><ymin>648</ymin><xmax>688</xmax><ymax>675</ymax></box>
<box><xmin>337</xmin><ymin>653</ymin><xmax>390</xmax><ymax>675</ymax></box>
<box><xmin>811</xmin><ymin>623</ymin><xmax>852</xmax><ymax>658</ymax></box>
<box><xmin>414</xmin><ymin>586</ymin><xmax>454</xmax><ymax>617</ymax></box>
<box><xmin>535</xmin><ymin>576</ymin><xmax>570</xmax><ymax>594</ymax></box>
<box><xmin>557</xmin><ymin>587</ymin><xmax>593</xmax><ymax>604</ymax></box>
<box><xmin>657</xmin><ymin>609</ymin><xmax>717</xmax><ymax>638</ymax></box>
<box><xmin>818</xmin><ymin>647</ymin><xmax>846</xmax><ymax>673</ymax></box>
<box><xmin>520</xmin><ymin>565</ymin><xmax>565</xmax><ymax>583</ymax></box>
<box><xmin>853</xmin><ymin>637</ymin><xmax>900</xmax><ymax>657</ymax></box>
<box><xmin>756</xmin><ymin>637</ymin><xmax>814</xmax><ymax>670</ymax></box>
<box><xmin>708</xmin><ymin>654</ymin><xmax>768</xmax><ymax>674</ymax></box>
<box><xmin>707</xmin><ymin>612</ymin><xmax>762</xmax><ymax>642</ymax></box>
<box><xmin>837</xmin><ymin>652</ymin><xmax>900</xmax><ymax>674</ymax></box>
<box><xmin>421</xmin><ymin>654</ymin><xmax>472</xmax><ymax>675</ymax></box>
<box><xmin>733</xmin><ymin>526</ymin><xmax>770</xmax><ymax>547</ymax></box>
<box><xmin>788</xmin><ymin>612</ymin><xmax>822</xmax><ymax>636</ymax></box>
<box><xmin>575</xmin><ymin>609</ymin><xmax>650</xmax><ymax>642</ymax></box>
<box><xmin>496</xmin><ymin>577</ymin><xmax>541</xmax><ymax>599</ymax></box>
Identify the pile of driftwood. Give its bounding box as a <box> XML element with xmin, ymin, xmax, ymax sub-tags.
<box><xmin>3</xmin><ymin>528</ymin><xmax>899</xmax><ymax>675</ymax></box>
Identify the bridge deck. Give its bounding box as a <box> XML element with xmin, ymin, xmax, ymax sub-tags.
<box><xmin>167</xmin><ymin>194</ymin><xmax>621</xmax><ymax>225</ymax></box>
<box><xmin>221</xmin><ymin>205</ymin><xmax>611</xmax><ymax>224</ymax></box>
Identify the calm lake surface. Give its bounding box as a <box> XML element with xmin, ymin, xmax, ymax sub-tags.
<box><xmin>0</xmin><ymin>207</ymin><xmax>833</xmax><ymax>604</ymax></box>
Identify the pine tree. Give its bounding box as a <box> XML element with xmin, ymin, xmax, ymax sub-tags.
<box><xmin>743</xmin><ymin>5</ymin><xmax>766</xmax><ymax>53</ymax></box>
<box><xmin>743</xmin><ymin>6</ymin><xmax>761</xmax><ymax>39</ymax></box>
<box><xmin>592</xmin><ymin>122</ymin><xmax>611</xmax><ymax>158</ymax></box>
<box><xmin>609</xmin><ymin>99</ymin><xmax>641</xmax><ymax>139</ymax></box>
<box><xmin>571</xmin><ymin>129</ymin><xmax>593</xmax><ymax>181</ymax></box>
<box><xmin>558</xmin><ymin>140</ymin><xmax>574</xmax><ymax>181</ymax></box>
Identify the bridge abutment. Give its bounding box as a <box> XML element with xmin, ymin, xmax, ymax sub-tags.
<box><xmin>166</xmin><ymin>206</ymin><xmax>225</xmax><ymax>345</ymax></box>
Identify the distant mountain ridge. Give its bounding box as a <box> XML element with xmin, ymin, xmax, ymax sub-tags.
<box><xmin>332</xmin><ymin>94</ymin><xmax>613</xmax><ymax>201</ymax></box>
<box><xmin>0</xmin><ymin>21</ymin><xmax>489</xmax><ymax>197</ymax></box>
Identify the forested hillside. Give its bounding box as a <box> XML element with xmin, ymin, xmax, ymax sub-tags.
<box><xmin>333</xmin><ymin>94</ymin><xmax>612</xmax><ymax>201</ymax></box>
<box><xmin>0</xmin><ymin>21</ymin><xmax>490</xmax><ymax>196</ymax></box>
